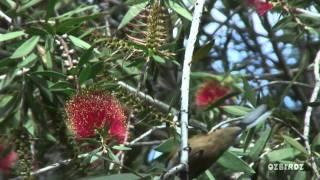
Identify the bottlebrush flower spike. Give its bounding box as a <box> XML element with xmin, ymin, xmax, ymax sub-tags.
<box><xmin>65</xmin><ymin>90</ymin><xmax>127</xmax><ymax>143</ymax></box>
<box><xmin>0</xmin><ymin>146</ymin><xmax>17</xmax><ymax>174</ymax></box>
<box><xmin>247</xmin><ymin>0</ymin><xmax>273</xmax><ymax>15</ymax></box>
<box><xmin>195</xmin><ymin>81</ymin><xmax>230</xmax><ymax>107</ymax></box>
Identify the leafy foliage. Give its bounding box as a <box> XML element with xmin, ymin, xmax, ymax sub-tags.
<box><xmin>0</xmin><ymin>0</ymin><xmax>320</xmax><ymax>179</ymax></box>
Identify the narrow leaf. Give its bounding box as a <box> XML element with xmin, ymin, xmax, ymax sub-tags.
<box><xmin>10</xmin><ymin>36</ymin><xmax>40</xmax><ymax>59</ymax></box>
<box><xmin>248</xmin><ymin>127</ymin><xmax>272</xmax><ymax>161</ymax></box>
<box><xmin>217</xmin><ymin>151</ymin><xmax>255</xmax><ymax>174</ymax></box>
<box><xmin>154</xmin><ymin>137</ymin><xmax>179</xmax><ymax>153</ymax></box>
<box><xmin>0</xmin><ymin>31</ymin><xmax>25</xmax><ymax>42</ymax></box>
<box><xmin>118</xmin><ymin>1</ymin><xmax>148</xmax><ymax>29</ymax></box>
<box><xmin>243</xmin><ymin>79</ymin><xmax>257</xmax><ymax>106</ymax></box>
<box><xmin>79</xmin><ymin>173</ymin><xmax>142</xmax><ymax>180</ymax></box>
<box><xmin>267</xmin><ymin>147</ymin><xmax>301</xmax><ymax>161</ymax></box>
<box><xmin>69</xmin><ymin>35</ymin><xmax>91</xmax><ymax>49</ymax></box>
<box><xmin>152</xmin><ymin>55</ymin><xmax>166</xmax><ymax>64</ymax></box>
<box><xmin>282</xmin><ymin>135</ymin><xmax>308</xmax><ymax>155</ymax></box>
<box><xmin>79</xmin><ymin>65</ymin><xmax>92</xmax><ymax>85</ymax></box>
<box><xmin>112</xmin><ymin>145</ymin><xmax>132</xmax><ymax>151</ymax></box>
<box><xmin>166</xmin><ymin>0</ymin><xmax>192</xmax><ymax>21</ymax></box>
<box><xmin>221</xmin><ymin>105</ymin><xmax>251</xmax><ymax>116</ymax></box>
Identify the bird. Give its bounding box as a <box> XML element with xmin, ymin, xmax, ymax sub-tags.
<box><xmin>163</xmin><ymin>105</ymin><xmax>271</xmax><ymax>179</ymax></box>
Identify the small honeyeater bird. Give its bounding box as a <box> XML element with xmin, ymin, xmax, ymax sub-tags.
<box><xmin>164</xmin><ymin>105</ymin><xmax>270</xmax><ymax>179</ymax></box>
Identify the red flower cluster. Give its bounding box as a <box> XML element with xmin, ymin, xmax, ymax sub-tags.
<box><xmin>65</xmin><ymin>90</ymin><xmax>127</xmax><ymax>143</ymax></box>
<box><xmin>195</xmin><ymin>81</ymin><xmax>230</xmax><ymax>107</ymax></box>
<box><xmin>0</xmin><ymin>146</ymin><xmax>17</xmax><ymax>174</ymax></box>
<box><xmin>247</xmin><ymin>0</ymin><xmax>273</xmax><ymax>15</ymax></box>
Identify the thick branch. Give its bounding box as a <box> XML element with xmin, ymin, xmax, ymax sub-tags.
<box><xmin>303</xmin><ymin>50</ymin><xmax>320</xmax><ymax>178</ymax></box>
<box><xmin>178</xmin><ymin>0</ymin><xmax>206</xmax><ymax>179</ymax></box>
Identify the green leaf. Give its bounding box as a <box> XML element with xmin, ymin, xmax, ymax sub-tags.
<box><xmin>24</xmin><ymin>120</ymin><xmax>35</xmax><ymax>136</ymax></box>
<box><xmin>126</xmin><ymin>0</ymin><xmax>149</xmax><ymax>5</ymax></box>
<box><xmin>56</xmin><ymin>5</ymin><xmax>98</xmax><ymax>19</ymax></box>
<box><xmin>79</xmin><ymin>173</ymin><xmax>142</xmax><ymax>180</ymax></box>
<box><xmin>248</xmin><ymin>127</ymin><xmax>272</xmax><ymax>161</ymax></box>
<box><xmin>112</xmin><ymin>145</ymin><xmax>132</xmax><ymax>151</ymax></box>
<box><xmin>221</xmin><ymin>105</ymin><xmax>251</xmax><ymax>116</ymax></box>
<box><xmin>0</xmin><ymin>0</ymin><xmax>17</xmax><ymax>9</ymax></box>
<box><xmin>118</xmin><ymin>1</ymin><xmax>149</xmax><ymax>29</ymax></box>
<box><xmin>79</xmin><ymin>65</ymin><xmax>92</xmax><ymax>85</ymax></box>
<box><xmin>107</xmin><ymin>148</ymin><xmax>120</xmax><ymax>162</ymax></box>
<box><xmin>205</xmin><ymin>170</ymin><xmax>216</xmax><ymax>180</ymax></box>
<box><xmin>68</xmin><ymin>35</ymin><xmax>91</xmax><ymax>49</ymax></box>
<box><xmin>190</xmin><ymin>72</ymin><xmax>222</xmax><ymax>80</ymax></box>
<box><xmin>16</xmin><ymin>53</ymin><xmax>37</xmax><ymax>68</ymax></box>
<box><xmin>88</xmin><ymin>150</ymin><xmax>103</xmax><ymax>164</ymax></box>
<box><xmin>49</xmin><ymin>81</ymin><xmax>73</xmax><ymax>89</ymax></box>
<box><xmin>46</xmin><ymin>0</ymin><xmax>59</xmax><ymax>19</ymax></box>
<box><xmin>90</xmin><ymin>62</ymin><xmax>103</xmax><ymax>78</ymax></box>
<box><xmin>0</xmin><ymin>94</ymin><xmax>20</xmax><ymax>122</ymax></box>
<box><xmin>243</xmin><ymin>128</ymin><xmax>255</xmax><ymax>153</ymax></box>
<box><xmin>152</xmin><ymin>55</ymin><xmax>166</xmax><ymax>64</ymax></box>
<box><xmin>166</xmin><ymin>0</ymin><xmax>192</xmax><ymax>21</ymax></box>
<box><xmin>79</xmin><ymin>47</ymin><xmax>94</xmax><ymax>66</ymax></box>
<box><xmin>217</xmin><ymin>151</ymin><xmax>255</xmax><ymax>174</ymax></box>
<box><xmin>282</xmin><ymin>135</ymin><xmax>308</xmax><ymax>155</ymax></box>
<box><xmin>45</xmin><ymin>133</ymin><xmax>57</xmax><ymax>142</ymax></box>
<box><xmin>10</xmin><ymin>36</ymin><xmax>40</xmax><ymax>59</ymax></box>
<box><xmin>28</xmin><ymin>75</ymin><xmax>54</xmax><ymax>102</ymax></box>
<box><xmin>272</xmin><ymin>16</ymin><xmax>294</xmax><ymax>32</ymax></box>
<box><xmin>312</xmin><ymin>133</ymin><xmax>320</xmax><ymax>149</ymax></box>
<box><xmin>17</xmin><ymin>0</ymin><xmax>42</xmax><ymax>12</ymax></box>
<box><xmin>154</xmin><ymin>137</ymin><xmax>179</xmax><ymax>153</ymax></box>
<box><xmin>32</xmin><ymin>71</ymin><xmax>66</xmax><ymax>81</ymax></box>
<box><xmin>267</xmin><ymin>147</ymin><xmax>301</xmax><ymax>161</ymax></box>
<box><xmin>56</xmin><ymin>14</ymin><xmax>101</xmax><ymax>33</ymax></box>
<box><xmin>243</xmin><ymin>78</ymin><xmax>257</xmax><ymax>106</ymax></box>
<box><xmin>43</xmin><ymin>36</ymin><xmax>54</xmax><ymax>69</ymax></box>
<box><xmin>0</xmin><ymin>31</ymin><xmax>25</xmax><ymax>42</ymax></box>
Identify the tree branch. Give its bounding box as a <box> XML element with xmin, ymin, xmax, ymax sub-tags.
<box><xmin>303</xmin><ymin>50</ymin><xmax>320</xmax><ymax>178</ymax></box>
<box><xmin>178</xmin><ymin>0</ymin><xmax>206</xmax><ymax>179</ymax></box>
<box><xmin>0</xmin><ymin>10</ymin><xmax>12</xmax><ymax>23</ymax></box>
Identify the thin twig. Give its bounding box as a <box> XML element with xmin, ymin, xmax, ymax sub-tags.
<box><xmin>178</xmin><ymin>0</ymin><xmax>206</xmax><ymax>179</ymax></box>
<box><xmin>118</xmin><ymin>81</ymin><xmax>208</xmax><ymax>132</ymax></box>
<box><xmin>271</xmin><ymin>117</ymin><xmax>305</xmax><ymax>140</ymax></box>
<box><xmin>127</xmin><ymin>140</ymin><xmax>164</xmax><ymax>147</ymax></box>
<box><xmin>162</xmin><ymin>164</ymin><xmax>185</xmax><ymax>180</ymax></box>
<box><xmin>0</xmin><ymin>10</ymin><xmax>12</xmax><ymax>23</ymax></box>
<box><xmin>255</xmin><ymin>80</ymin><xmax>313</xmax><ymax>90</ymax></box>
<box><xmin>118</xmin><ymin>58</ymin><xmax>152</xmax><ymax>168</ymax></box>
<box><xmin>208</xmin><ymin>117</ymin><xmax>242</xmax><ymax>133</ymax></box>
<box><xmin>303</xmin><ymin>50</ymin><xmax>320</xmax><ymax>178</ymax></box>
<box><xmin>10</xmin><ymin>151</ymin><xmax>97</xmax><ymax>180</ymax></box>
<box><xmin>117</xmin><ymin>81</ymin><xmax>176</xmax><ymax>114</ymax></box>
<box><xmin>126</xmin><ymin>125</ymin><xmax>166</xmax><ymax>146</ymax></box>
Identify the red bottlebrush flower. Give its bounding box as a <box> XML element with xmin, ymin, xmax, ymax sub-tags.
<box><xmin>247</xmin><ymin>0</ymin><xmax>273</xmax><ymax>15</ymax></box>
<box><xmin>195</xmin><ymin>81</ymin><xmax>230</xmax><ymax>107</ymax></box>
<box><xmin>65</xmin><ymin>90</ymin><xmax>127</xmax><ymax>143</ymax></box>
<box><xmin>0</xmin><ymin>146</ymin><xmax>17</xmax><ymax>174</ymax></box>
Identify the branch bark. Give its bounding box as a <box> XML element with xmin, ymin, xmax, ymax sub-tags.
<box><xmin>178</xmin><ymin>0</ymin><xmax>206</xmax><ymax>179</ymax></box>
<box><xmin>303</xmin><ymin>50</ymin><xmax>320</xmax><ymax>178</ymax></box>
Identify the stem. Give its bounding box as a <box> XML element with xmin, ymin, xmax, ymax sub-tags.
<box><xmin>303</xmin><ymin>50</ymin><xmax>320</xmax><ymax>178</ymax></box>
<box><xmin>179</xmin><ymin>0</ymin><xmax>206</xmax><ymax>178</ymax></box>
<box><xmin>0</xmin><ymin>10</ymin><xmax>12</xmax><ymax>23</ymax></box>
